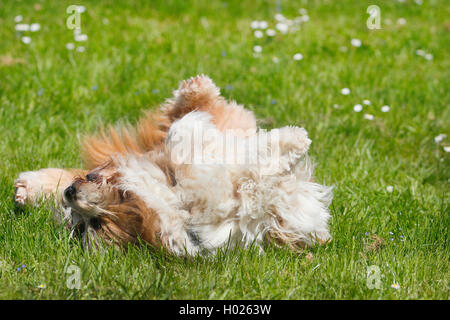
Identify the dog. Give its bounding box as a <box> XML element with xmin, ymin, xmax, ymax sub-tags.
<box><xmin>14</xmin><ymin>75</ymin><xmax>332</xmax><ymax>255</ymax></box>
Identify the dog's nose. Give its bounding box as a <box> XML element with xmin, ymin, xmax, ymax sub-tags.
<box><xmin>64</xmin><ymin>185</ymin><xmax>76</xmax><ymax>201</ymax></box>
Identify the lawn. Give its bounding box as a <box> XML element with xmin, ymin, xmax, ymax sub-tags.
<box><xmin>0</xmin><ymin>0</ymin><xmax>448</xmax><ymax>299</ymax></box>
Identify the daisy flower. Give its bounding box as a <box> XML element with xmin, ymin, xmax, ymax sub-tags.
<box><xmin>258</xmin><ymin>21</ymin><xmax>268</xmax><ymax>29</ymax></box>
<box><xmin>381</xmin><ymin>105</ymin><xmax>390</xmax><ymax>112</ymax></box>
<box><xmin>21</xmin><ymin>36</ymin><xmax>31</xmax><ymax>44</ymax></box>
<box><xmin>351</xmin><ymin>38</ymin><xmax>362</xmax><ymax>47</ymax></box>
<box><xmin>15</xmin><ymin>24</ymin><xmax>30</xmax><ymax>31</ymax></box>
<box><xmin>274</xmin><ymin>13</ymin><xmax>286</xmax><ymax>22</ymax></box>
<box><xmin>293</xmin><ymin>53</ymin><xmax>303</xmax><ymax>61</ymax></box>
<box><xmin>250</xmin><ymin>21</ymin><xmax>259</xmax><ymax>29</ymax></box>
<box><xmin>266</xmin><ymin>29</ymin><xmax>276</xmax><ymax>37</ymax></box>
<box><xmin>353</xmin><ymin>104</ymin><xmax>363</xmax><ymax>112</ymax></box>
<box><xmin>416</xmin><ymin>49</ymin><xmax>425</xmax><ymax>56</ymax></box>
<box><xmin>434</xmin><ymin>134</ymin><xmax>447</xmax><ymax>143</ymax></box>
<box><xmin>253</xmin><ymin>45</ymin><xmax>262</xmax><ymax>53</ymax></box>
<box><xmin>275</xmin><ymin>22</ymin><xmax>289</xmax><ymax>34</ymax></box>
<box><xmin>76</xmin><ymin>5</ymin><xmax>86</xmax><ymax>13</ymax></box>
<box><xmin>391</xmin><ymin>283</ymin><xmax>401</xmax><ymax>290</ymax></box>
<box><xmin>254</xmin><ymin>30</ymin><xmax>263</xmax><ymax>38</ymax></box>
<box><xmin>397</xmin><ymin>18</ymin><xmax>407</xmax><ymax>25</ymax></box>
<box><xmin>75</xmin><ymin>34</ymin><xmax>88</xmax><ymax>42</ymax></box>
<box><xmin>30</xmin><ymin>23</ymin><xmax>40</xmax><ymax>32</ymax></box>
<box><xmin>341</xmin><ymin>88</ymin><xmax>350</xmax><ymax>95</ymax></box>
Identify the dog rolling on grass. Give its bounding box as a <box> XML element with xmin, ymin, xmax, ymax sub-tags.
<box><xmin>14</xmin><ymin>75</ymin><xmax>332</xmax><ymax>255</ymax></box>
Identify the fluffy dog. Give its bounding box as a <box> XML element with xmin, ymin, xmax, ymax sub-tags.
<box><xmin>14</xmin><ymin>75</ymin><xmax>332</xmax><ymax>255</ymax></box>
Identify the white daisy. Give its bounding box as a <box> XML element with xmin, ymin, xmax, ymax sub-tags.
<box><xmin>434</xmin><ymin>134</ymin><xmax>447</xmax><ymax>143</ymax></box>
<box><xmin>275</xmin><ymin>22</ymin><xmax>289</xmax><ymax>34</ymax></box>
<box><xmin>15</xmin><ymin>24</ymin><xmax>30</xmax><ymax>31</ymax></box>
<box><xmin>272</xmin><ymin>56</ymin><xmax>279</xmax><ymax>63</ymax></box>
<box><xmin>386</xmin><ymin>186</ymin><xmax>394</xmax><ymax>193</ymax></box>
<box><xmin>397</xmin><ymin>18</ymin><xmax>407</xmax><ymax>25</ymax></box>
<box><xmin>391</xmin><ymin>283</ymin><xmax>401</xmax><ymax>290</ymax></box>
<box><xmin>364</xmin><ymin>113</ymin><xmax>374</xmax><ymax>120</ymax></box>
<box><xmin>77</xmin><ymin>5</ymin><xmax>86</xmax><ymax>13</ymax></box>
<box><xmin>258</xmin><ymin>21</ymin><xmax>268</xmax><ymax>29</ymax></box>
<box><xmin>66</xmin><ymin>43</ymin><xmax>75</xmax><ymax>50</ymax></box>
<box><xmin>74</xmin><ymin>34</ymin><xmax>88</xmax><ymax>42</ymax></box>
<box><xmin>341</xmin><ymin>88</ymin><xmax>351</xmax><ymax>95</ymax></box>
<box><xmin>444</xmin><ymin>146</ymin><xmax>450</xmax><ymax>153</ymax></box>
<box><xmin>416</xmin><ymin>49</ymin><xmax>425</xmax><ymax>56</ymax></box>
<box><xmin>381</xmin><ymin>105</ymin><xmax>390</xmax><ymax>112</ymax></box>
<box><xmin>30</xmin><ymin>23</ymin><xmax>40</xmax><ymax>32</ymax></box>
<box><xmin>353</xmin><ymin>104</ymin><xmax>363</xmax><ymax>112</ymax></box>
<box><xmin>266</xmin><ymin>29</ymin><xmax>276</xmax><ymax>37</ymax></box>
<box><xmin>300</xmin><ymin>15</ymin><xmax>310</xmax><ymax>22</ymax></box>
<box><xmin>253</xmin><ymin>45</ymin><xmax>262</xmax><ymax>53</ymax></box>
<box><xmin>14</xmin><ymin>15</ymin><xmax>23</xmax><ymax>23</ymax></box>
<box><xmin>21</xmin><ymin>36</ymin><xmax>31</xmax><ymax>44</ymax></box>
<box><xmin>424</xmin><ymin>53</ymin><xmax>433</xmax><ymax>61</ymax></box>
<box><xmin>76</xmin><ymin>46</ymin><xmax>85</xmax><ymax>52</ymax></box>
<box><xmin>250</xmin><ymin>21</ymin><xmax>259</xmax><ymax>29</ymax></box>
<box><xmin>254</xmin><ymin>30</ymin><xmax>264</xmax><ymax>38</ymax></box>
<box><xmin>274</xmin><ymin>13</ymin><xmax>286</xmax><ymax>22</ymax></box>
<box><xmin>363</xmin><ymin>99</ymin><xmax>371</xmax><ymax>105</ymax></box>
<box><xmin>293</xmin><ymin>53</ymin><xmax>303</xmax><ymax>61</ymax></box>
<box><xmin>351</xmin><ymin>38</ymin><xmax>362</xmax><ymax>47</ymax></box>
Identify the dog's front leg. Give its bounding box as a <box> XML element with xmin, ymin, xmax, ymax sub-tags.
<box><xmin>14</xmin><ymin>168</ymin><xmax>87</xmax><ymax>207</ymax></box>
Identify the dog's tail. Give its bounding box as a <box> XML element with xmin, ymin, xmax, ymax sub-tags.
<box><xmin>81</xmin><ymin>111</ymin><xmax>170</xmax><ymax>169</ymax></box>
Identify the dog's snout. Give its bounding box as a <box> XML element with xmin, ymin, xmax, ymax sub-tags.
<box><xmin>64</xmin><ymin>185</ymin><xmax>76</xmax><ymax>201</ymax></box>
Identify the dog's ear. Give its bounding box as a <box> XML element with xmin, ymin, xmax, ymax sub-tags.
<box><xmin>102</xmin><ymin>192</ymin><xmax>161</xmax><ymax>247</ymax></box>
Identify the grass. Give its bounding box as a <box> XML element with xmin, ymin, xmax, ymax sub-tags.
<box><xmin>0</xmin><ymin>0</ymin><xmax>448</xmax><ymax>299</ymax></box>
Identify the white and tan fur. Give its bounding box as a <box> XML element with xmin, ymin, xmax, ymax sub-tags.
<box><xmin>14</xmin><ymin>75</ymin><xmax>332</xmax><ymax>255</ymax></box>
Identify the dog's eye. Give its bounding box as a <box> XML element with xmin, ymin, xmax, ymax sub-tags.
<box><xmin>86</xmin><ymin>173</ymin><xmax>98</xmax><ymax>182</ymax></box>
<box><xmin>90</xmin><ymin>217</ymin><xmax>102</xmax><ymax>230</ymax></box>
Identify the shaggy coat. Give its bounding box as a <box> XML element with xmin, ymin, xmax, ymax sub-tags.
<box><xmin>14</xmin><ymin>75</ymin><xmax>332</xmax><ymax>255</ymax></box>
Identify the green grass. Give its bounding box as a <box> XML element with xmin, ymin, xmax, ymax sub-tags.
<box><xmin>0</xmin><ymin>0</ymin><xmax>448</xmax><ymax>299</ymax></box>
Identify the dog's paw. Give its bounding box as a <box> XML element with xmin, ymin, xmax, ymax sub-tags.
<box><xmin>278</xmin><ymin>126</ymin><xmax>311</xmax><ymax>157</ymax></box>
<box><xmin>175</xmin><ymin>75</ymin><xmax>220</xmax><ymax>103</ymax></box>
<box><xmin>14</xmin><ymin>171</ymin><xmax>45</xmax><ymax>206</ymax></box>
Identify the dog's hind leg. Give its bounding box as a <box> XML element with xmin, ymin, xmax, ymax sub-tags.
<box><xmin>14</xmin><ymin>168</ymin><xmax>86</xmax><ymax>207</ymax></box>
<box><xmin>162</xmin><ymin>75</ymin><xmax>257</xmax><ymax>133</ymax></box>
<box><xmin>273</xmin><ymin>126</ymin><xmax>312</xmax><ymax>174</ymax></box>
